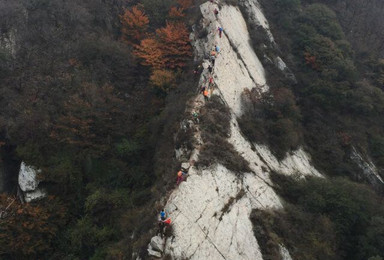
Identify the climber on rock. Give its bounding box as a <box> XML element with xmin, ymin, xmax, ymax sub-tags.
<box><xmin>218</xmin><ymin>26</ymin><xmax>223</xmax><ymax>38</ymax></box>
<box><xmin>203</xmin><ymin>89</ymin><xmax>209</xmax><ymax>101</ymax></box>
<box><xmin>214</xmin><ymin>8</ymin><xmax>219</xmax><ymax>17</ymax></box>
<box><xmin>177</xmin><ymin>170</ymin><xmax>183</xmax><ymax>185</ymax></box>
<box><xmin>158</xmin><ymin>220</ymin><xmax>165</xmax><ymax>238</ymax></box>
<box><xmin>209</xmin><ymin>76</ymin><xmax>214</xmax><ymax>85</ymax></box>
<box><xmin>201</xmin><ymin>85</ymin><xmax>206</xmax><ymax>94</ymax></box>
<box><xmin>160</xmin><ymin>209</ymin><xmax>166</xmax><ymax>221</ymax></box>
<box><xmin>208</xmin><ymin>64</ymin><xmax>213</xmax><ymax>73</ymax></box>
<box><xmin>211</xmin><ymin>55</ymin><xmax>216</xmax><ymax>66</ymax></box>
<box><xmin>215</xmin><ymin>45</ymin><xmax>220</xmax><ymax>53</ymax></box>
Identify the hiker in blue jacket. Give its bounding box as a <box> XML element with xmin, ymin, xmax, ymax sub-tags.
<box><xmin>160</xmin><ymin>209</ymin><xmax>166</xmax><ymax>221</ymax></box>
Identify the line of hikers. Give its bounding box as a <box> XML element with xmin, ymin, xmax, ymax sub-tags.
<box><xmin>157</xmin><ymin>0</ymin><xmax>225</xmax><ymax>240</ymax></box>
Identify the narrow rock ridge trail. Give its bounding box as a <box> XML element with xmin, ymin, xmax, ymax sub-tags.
<box><xmin>156</xmin><ymin>1</ymin><xmax>322</xmax><ymax>259</ymax></box>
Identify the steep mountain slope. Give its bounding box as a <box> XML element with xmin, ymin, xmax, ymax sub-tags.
<box><xmin>156</xmin><ymin>1</ymin><xmax>322</xmax><ymax>259</ymax></box>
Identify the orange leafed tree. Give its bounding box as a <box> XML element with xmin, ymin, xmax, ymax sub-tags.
<box><xmin>120</xmin><ymin>5</ymin><xmax>149</xmax><ymax>44</ymax></box>
<box><xmin>134</xmin><ymin>38</ymin><xmax>165</xmax><ymax>69</ymax></box>
<box><xmin>156</xmin><ymin>21</ymin><xmax>192</xmax><ymax>68</ymax></box>
<box><xmin>169</xmin><ymin>7</ymin><xmax>185</xmax><ymax>19</ymax></box>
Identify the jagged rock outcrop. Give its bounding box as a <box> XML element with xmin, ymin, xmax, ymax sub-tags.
<box><xmin>159</xmin><ymin>1</ymin><xmax>322</xmax><ymax>260</ymax></box>
<box><xmin>351</xmin><ymin>146</ymin><xmax>384</xmax><ymax>188</ymax></box>
<box><xmin>150</xmin><ymin>236</ymin><xmax>165</xmax><ymax>253</ymax></box>
<box><xmin>0</xmin><ymin>29</ymin><xmax>16</xmax><ymax>56</ymax></box>
<box><xmin>279</xmin><ymin>245</ymin><xmax>293</xmax><ymax>260</ymax></box>
<box><xmin>18</xmin><ymin>162</ymin><xmax>46</xmax><ymax>202</ymax></box>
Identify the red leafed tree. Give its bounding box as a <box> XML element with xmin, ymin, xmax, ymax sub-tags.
<box><xmin>120</xmin><ymin>5</ymin><xmax>149</xmax><ymax>44</ymax></box>
<box><xmin>156</xmin><ymin>21</ymin><xmax>192</xmax><ymax>69</ymax></box>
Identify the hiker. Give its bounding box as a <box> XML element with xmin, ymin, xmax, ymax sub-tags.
<box><xmin>201</xmin><ymin>85</ymin><xmax>206</xmax><ymax>94</ymax></box>
<box><xmin>208</xmin><ymin>65</ymin><xmax>213</xmax><ymax>73</ymax></box>
<box><xmin>209</xmin><ymin>77</ymin><xmax>214</xmax><ymax>85</ymax></box>
<box><xmin>211</xmin><ymin>55</ymin><xmax>216</xmax><ymax>66</ymax></box>
<box><xmin>215</xmin><ymin>45</ymin><xmax>220</xmax><ymax>53</ymax></box>
<box><xmin>203</xmin><ymin>89</ymin><xmax>209</xmax><ymax>101</ymax></box>
<box><xmin>164</xmin><ymin>218</ymin><xmax>172</xmax><ymax>225</ymax></box>
<box><xmin>214</xmin><ymin>8</ymin><xmax>219</xmax><ymax>17</ymax></box>
<box><xmin>160</xmin><ymin>209</ymin><xmax>166</xmax><ymax>221</ymax></box>
<box><xmin>177</xmin><ymin>170</ymin><xmax>183</xmax><ymax>185</ymax></box>
<box><xmin>158</xmin><ymin>221</ymin><xmax>165</xmax><ymax>238</ymax></box>
<box><xmin>218</xmin><ymin>27</ymin><xmax>223</xmax><ymax>38</ymax></box>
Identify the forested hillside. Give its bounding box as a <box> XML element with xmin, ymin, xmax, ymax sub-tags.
<box><xmin>0</xmin><ymin>0</ymin><xmax>383</xmax><ymax>259</ymax></box>
<box><xmin>244</xmin><ymin>0</ymin><xmax>384</xmax><ymax>182</ymax></box>
<box><xmin>245</xmin><ymin>0</ymin><xmax>384</xmax><ymax>258</ymax></box>
<box><xmin>0</xmin><ymin>0</ymin><xmax>196</xmax><ymax>258</ymax></box>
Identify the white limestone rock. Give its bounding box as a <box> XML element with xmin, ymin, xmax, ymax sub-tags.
<box><xmin>18</xmin><ymin>162</ymin><xmax>41</xmax><ymax>192</ymax></box>
<box><xmin>165</xmin><ymin>164</ymin><xmax>269</xmax><ymax>260</ymax></box>
<box><xmin>18</xmin><ymin>162</ymin><xmax>46</xmax><ymax>202</ymax></box>
<box><xmin>181</xmin><ymin>162</ymin><xmax>190</xmax><ymax>170</ymax></box>
<box><xmin>162</xmin><ymin>1</ymin><xmax>323</xmax><ymax>259</ymax></box>
<box><xmin>239</xmin><ymin>0</ymin><xmax>275</xmax><ymax>43</ymax></box>
<box><xmin>150</xmin><ymin>236</ymin><xmax>164</xmax><ymax>252</ymax></box>
<box><xmin>351</xmin><ymin>146</ymin><xmax>384</xmax><ymax>186</ymax></box>
<box><xmin>24</xmin><ymin>189</ymin><xmax>47</xmax><ymax>203</ymax></box>
<box><xmin>276</xmin><ymin>56</ymin><xmax>287</xmax><ymax>71</ymax></box>
<box><xmin>280</xmin><ymin>244</ymin><xmax>293</xmax><ymax>260</ymax></box>
<box><xmin>197</xmin><ymin>2</ymin><xmax>268</xmax><ymax>116</ymax></box>
<box><xmin>147</xmin><ymin>248</ymin><xmax>162</xmax><ymax>258</ymax></box>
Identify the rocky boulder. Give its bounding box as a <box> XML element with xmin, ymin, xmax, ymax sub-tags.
<box><xmin>18</xmin><ymin>162</ymin><xmax>41</xmax><ymax>192</ymax></box>
<box><xmin>147</xmin><ymin>248</ymin><xmax>161</xmax><ymax>258</ymax></box>
<box><xmin>18</xmin><ymin>162</ymin><xmax>46</xmax><ymax>202</ymax></box>
<box><xmin>150</xmin><ymin>236</ymin><xmax>164</xmax><ymax>253</ymax></box>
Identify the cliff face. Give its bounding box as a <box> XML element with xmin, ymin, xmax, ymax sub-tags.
<box><xmin>159</xmin><ymin>1</ymin><xmax>322</xmax><ymax>259</ymax></box>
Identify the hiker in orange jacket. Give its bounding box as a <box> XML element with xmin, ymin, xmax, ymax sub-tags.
<box><xmin>203</xmin><ymin>89</ymin><xmax>209</xmax><ymax>101</ymax></box>
<box><xmin>176</xmin><ymin>170</ymin><xmax>183</xmax><ymax>185</ymax></box>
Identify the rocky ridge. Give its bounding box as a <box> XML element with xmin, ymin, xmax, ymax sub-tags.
<box><xmin>145</xmin><ymin>1</ymin><xmax>323</xmax><ymax>259</ymax></box>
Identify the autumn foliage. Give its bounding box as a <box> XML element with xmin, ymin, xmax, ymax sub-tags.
<box><xmin>133</xmin><ymin>38</ymin><xmax>165</xmax><ymax>69</ymax></box>
<box><xmin>169</xmin><ymin>7</ymin><xmax>185</xmax><ymax>19</ymax></box>
<box><xmin>150</xmin><ymin>69</ymin><xmax>177</xmax><ymax>91</ymax></box>
<box><xmin>120</xmin><ymin>5</ymin><xmax>149</xmax><ymax>44</ymax></box>
<box><xmin>121</xmin><ymin>3</ymin><xmax>192</xmax><ymax>91</ymax></box>
<box><xmin>156</xmin><ymin>21</ymin><xmax>192</xmax><ymax>69</ymax></box>
<box><xmin>0</xmin><ymin>195</ymin><xmax>67</xmax><ymax>259</ymax></box>
<box><xmin>134</xmin><ymin>21</ymin><xmax>191</xmax><ymax>70</ymax></box>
